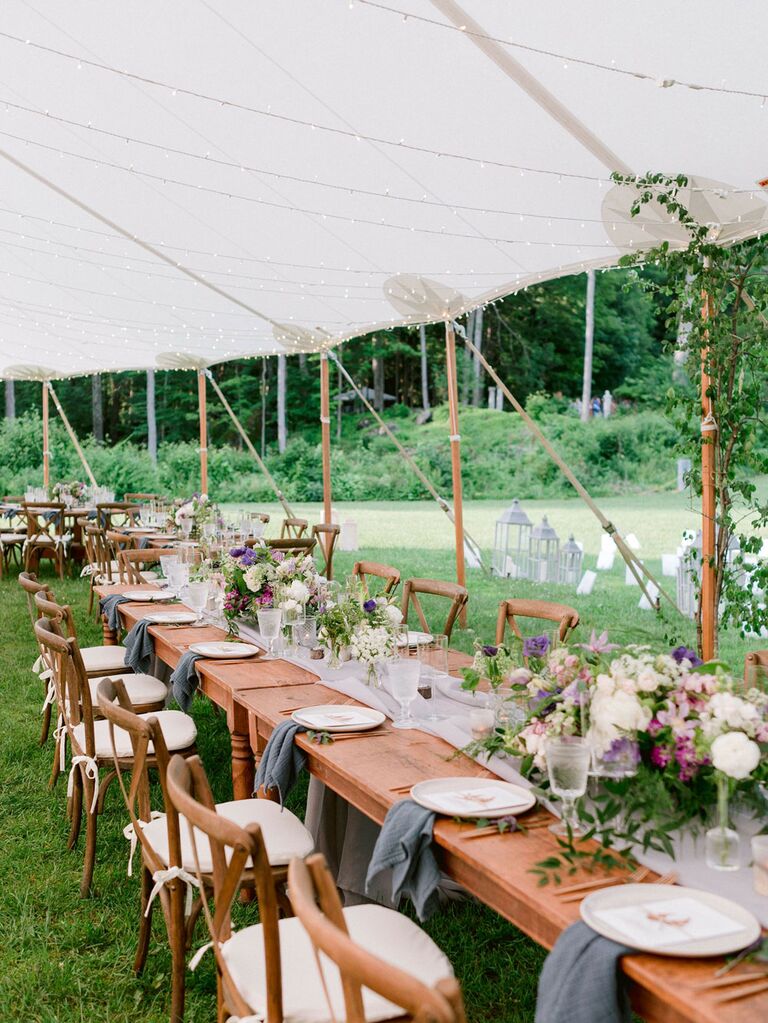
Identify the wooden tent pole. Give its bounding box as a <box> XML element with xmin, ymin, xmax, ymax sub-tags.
<box><xmin>700</xmin><ymin>269</ymin><xmax>717</xmax><ymax>660</ymax></box>
<box><xmin>42</xmin><ymin>380</ymin><xmax>50</xmax><ymax>488</ymax></box>
<box><xmin>445</xmin><ymin>322</ymin><xmax>467</xmax><ymax>624</ymax></box>
<box><xmin>320</xmin><ymin>353</ymin><xmax>332</xmax><ymax>528</ymax></box>
<box><xmin>198</xmin><ymin>369</ymin><xmax>209</xmax><ymax>495</ymax></box>
<box><xmin>47</xmin><ymin>383</ymin><xmax>98</xmax><ymax>487</ymax></box>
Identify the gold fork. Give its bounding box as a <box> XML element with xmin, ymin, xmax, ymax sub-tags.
<box><xmin>558</xmin><ymin>868</ymin><xmax>676</xmax><ymax>903</ymax></box>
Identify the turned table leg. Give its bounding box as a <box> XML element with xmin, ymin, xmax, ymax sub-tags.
<box><xmin>231</xmin><ymin>731</ymin><xmax>255</xmax><ymax>800</ymax></box>
<box><xmin>101</xmin><ymin>616</ymin><xmax>117</xmax><ymax>646</ymax></box>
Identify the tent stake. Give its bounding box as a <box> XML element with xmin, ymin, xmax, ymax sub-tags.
<box><xmin>445</xmin><ymin>322</ymin><xmax>468</xmax><ymax>625</ymax></box>
<box><xmin>204</xmin><ymin>370</ymin><xmax>294</xmax><ymax>519</ymax></box>
<box><xmin>47</xmin><ymin>382</ymin><xmax>98</xmax><ymax>487</ymax></box>
<box><xmin>461</xmin><ymin>331</ymin><xmax>681</xmax><ymax>616</ymax></box>
<box><xmin>328</xmin><ymin>352</ymin><xmax>485</xmax><ymax>568</ymax></box>
<box><xmin>42</xmin><ymin>380</ymin><xmax>50</xmax><ymax>489</ymax></box>
<box><xmin>197</xmin><ymin>369</ymin><xmax>209</xmax><ymax>496</ymax></box>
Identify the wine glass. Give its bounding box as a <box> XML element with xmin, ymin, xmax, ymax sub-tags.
<box><xmin>388</xmin><ymin>657</ymin><xmax>421</xmax><ymax>729</ymax></box>
<box><xmin>545</xmin><ymin>736</ymin><xmax>590</xmax><ymax>837</ymax></box>
<box><xmin>416</xmin><ymin>634</ymin><xmax>448</xmax><ymax>722</ymax></box>
<box><xmin>257</xmin><ymin>607</ymin><xmax>283</xmax><ymax>659</ymax></box>
<box><xmin>187</xmin><ymin>581</ymin><xmax>209</xmax><ymax>625</ymax></box>
<box><xmin>166</xmin><ymin>562</ymin><xmax>188</xmax><ymax>600</ymax></box>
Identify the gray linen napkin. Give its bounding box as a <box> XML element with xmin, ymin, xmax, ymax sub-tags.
<box><xmin>124</xmin><ymin>618</ymin><xmax>154</xmax><ymax>674</ymax></box>
<box><xmin>254</xmin><ymin>719</ymin><xmax>308</xmax><ymax>804</ymax></box>
<box><xmin>365</xmin><ymin>799</ymin><xmax>440</xmax><ymax>921</ymax></box>
<box><xmin>170</xmin><ymin>651</ymin><xmax>202</xmax><ymax>712</ymax></box>
<box><xmin>535</xmin><ymin>921</ymin><xmax>632</xmax><ymax>1023</ymax></box>
<box><xmin>99</xmin><ymin>594</ymin><xmax>130</xmax><ymax>632</ymax></box>
<box><xmin>138</xmin><ymin>536</ymin><xmax>151</xmax><ymax>550</ymax></box>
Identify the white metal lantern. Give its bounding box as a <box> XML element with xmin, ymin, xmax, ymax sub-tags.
<box><xmin>492</xmin><ymin>499</ymin><xmax>532</xmax><ymax>578</ymax></box>
<box><xmin>676</xmin><ymin>529</ymin><xmax>702</xmax><ymax>620</ymax></box>
<box><xmin>559</xmin><ymin>534</ymin><xmax>583</xmax><ymax>587</ymax></box>
<box><xmin>529</xmin><ymin>516</ymin><xmax>560</xmax><ymax>584</ymax></box>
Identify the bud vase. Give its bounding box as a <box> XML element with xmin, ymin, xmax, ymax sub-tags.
<box><xmin>705</xmin><ymin>774</ymin><xmax>740</xmax><ymax>871</ymax></box>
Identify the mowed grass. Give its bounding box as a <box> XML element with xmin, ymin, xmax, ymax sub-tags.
<box><xmin>0</xmin><ymin>493</ymin><xmax>761</xmax><ymax>1021</ymax></box>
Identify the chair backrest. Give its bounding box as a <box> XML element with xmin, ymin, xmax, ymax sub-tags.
<box><xmin>34</xmin><ymin>617</ymin><xmax>92</xmax><ymax>746</ymax></box>
<box><xmin>23</xmin><ymin>502</ymin><xmax>66</xmax><ymax>539</ymax></box>
<box><xmin>495</xmin><ymin>599</ymin><xmax>580</xmax><ymax>647</ymax></box>
<box><xmin>166</xmin><ymin>754</ymin><xmax>283</xmax><ymax>1023</ymax></box>
<box><xmin>124</xmin><ymin>492</ymin><xmax>163</xmax><ymax>504</ymax></box>
<box><xmin>97</xmin><ymin>502</ymin><xmax>139</xmax><ymax>529</ymax></box>
<box><xmin>96</xmin><ymin>678</ymin><xmax>182</xmax><ymax>872</ymax></box>
<box><xmin>311</xmin><ymin>523</ymin><xmax>340</xmax><ymax>579</ymax></box>
<box><xmin>744</xmin><ymin>649</ymin><xmax>768</xmax><ymax>689</ymax></box>
<box><xmin>260</xmin><ymin>537</ymin><xmax>317</xmax><ymax>557</ymax></box>
<box><xmin>34</xmin><ymin>589</ymin><xmax>79</xmax><ymax>645</ymax></box>
<box><xmin>251</xmin><ymin>511</ymin><xmax>270</xmax><ymax>525</ymax></box>
<box><xmin>18</xmin><ymin>570</ymin><xmax>53</xmax><ymax>628</ymax></box>
<box><xmin>288</xmin><ymin>854</ymin><xmax>465</xmax><ymax>1023</ymax></box>
<box><xmin>84</xmin><ymin>524</ymin><xmax>114</xmax><ymax>582</ymax></box>
<box><xmin>352</xmin><ymin>560</ymin><xmax>400</xmax><ymax>597</ymax></box>
<box><xmin>116</xmin><ymin>546</ymin><xmax>178</xmax><ymax>584</ymax></box>
<box><xmin>400</xmin><ymin>578</ymin><xmax>469</xmax><ymax>641</ymax></box>
<box><xmin>280</xmin><ymin>516</ymin><xmax>308</xmax><ymax>539</ymax></box>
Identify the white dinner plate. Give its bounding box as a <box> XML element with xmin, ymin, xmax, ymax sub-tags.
<box><xmin>436</xmin><ymin>676</ymin><xmax>492</xmax><ymax>708</ymax></box>
<box><xmin>123</xmin><ymin>526</ymin><xmax>154</xmax><ymax>533</ymax></box>
<box><xmin>144</xmin><ymin>611</ymin><xmax>197</xmax><ymax>625</ymax></box>
<box><xmin>189</xmin><ymin>642</ymin><xmax>261</xmax><ymax>659</ymax></box>
<box><xmin>396</xmin><ymin>630</ymin><xmax>433</xmax><ymax>648</ymax></box>
<box><xmin>291</xmin><ymin>705</ymin><xmax>385</xmax><ymax>732</ymax></box>
<box><xmin>581</xmin><ymin>883</ymin><xmax>761</xmax><ymax>957</ymax></box>
<box><xmin>409</xmin><ymin>777</ymin><xmax>536</xmax><ymax>818</ymax></box>
<box><xmin>123</xmin><ymin>590</ymin><xmax>176</xmax><ymax>602</ymax></box>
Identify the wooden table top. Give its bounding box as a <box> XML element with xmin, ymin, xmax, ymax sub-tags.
<box><xmin>96</xmin><ymin>582</ymin><xmax>767</xmax><ymax>1023</ymax></box>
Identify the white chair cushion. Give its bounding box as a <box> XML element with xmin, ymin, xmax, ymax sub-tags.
<box><xmin>223</xmin><ymin>904</ymin><xmax>453</xmax><ymax>1023</ymax></box>
<box><xmin>142</xmin><ymin>798</ymin><xmax>313</xmax><ymax>871</ymax></box>
<box><xmin>73</xmin><ymin>710</ymin><xmax>197</xmax><ymax>758</ymax></box>
<box><xmin>0</xmin><ymin>532</ymin><xmax>26</xmax><ymax>543</ymax></box>
<box><xmin>89</xmin><ymin>672</ymin><xmax>167</xmax><ymax>706</ymax></box>
<box><xmin>81</xmin><ymin>645</ymin><xmax>128</xmax><ymax>674</ymax></box>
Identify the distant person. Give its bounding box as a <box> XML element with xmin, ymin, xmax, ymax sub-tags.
<box><xmin>603</xmin><ymin>390</ymin><xmax>613</xmax><ymax>417</ymax></box>
<box><xmin>591</xmin><ymin>395</ymin><xmax>602</xmax><ymax>417</ymax></box>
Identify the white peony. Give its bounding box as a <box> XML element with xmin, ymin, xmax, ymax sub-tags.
<box><xmin>711</xmin><ymin>731</ymin><xmax>761</xmax><ymax>779</ymax></box>
<box><xmin>708</xmin><ymin>692</ymin><xmax>761</xmax><ymax>732</ymax></box>
<box><xmin>588</xmin><ymin>688</ymin><xmax>652</xmax><ymax>753</ymax></box>
<box><xmin>384</xmin><ymin>603</ymin><xmax>403</xmax><ymax>625</ymax></box>
<box><xmin>287</xmin><ymin>579</ymin><xmax>310</xmax><ymax>603</ymax></box>
<box><xmin>243</xmin><ymin>564</ymin><xmax>267</xmax><ymax>592</ymax></box>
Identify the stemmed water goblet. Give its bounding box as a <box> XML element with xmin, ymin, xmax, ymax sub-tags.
<box><xmin>187</xmin><ymin>580</ymin><xmax>209</xmax><ymax>626</ymax></box>
<box><xmin>388</xmin><ymin>657</ymin><xmax>421</xmax><ymax>729</ymax></box>
<box><xmin>257</xmin><ymin>607</ymin><xmax>283</xmax><ymax>659</ymax></box>
<box><xmin>545</xmin><ymin>736</ymin><xmax>590</xmax><ymax>837</ymax></box>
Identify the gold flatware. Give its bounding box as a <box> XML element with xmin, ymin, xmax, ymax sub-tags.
<box><xmin>558</xmin><ymin>868</ymin><xmax>676</xmax><ymax>903</ymax></box>
<box><xmin>279</xmin><ymin>700</ymin><xmax>355</xmax><ymax>714</ymax></box>
<box><xmin>459</xmin><ymin>816</ymin><xmax>551</xmax><ymax>840</ymax></box>
<box><xmin>556</xmin><ymin>867</ymin><xmax>650</xmax><ymax>897</ymax></box>
<box><xmin>711</xmin><ymin>980</ymin><xmax>768</xmax><ymax>1004</ymax></box>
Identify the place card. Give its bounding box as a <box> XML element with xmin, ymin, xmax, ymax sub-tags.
<box><xmin>425</xmin><ymin>786</ymin><xmax>527</xmax><ymax>814</ymax></box>
<box><xmin>592</xmin><ymin>896</ymin><xmax>744</xmax><ymax>948</ymax></box>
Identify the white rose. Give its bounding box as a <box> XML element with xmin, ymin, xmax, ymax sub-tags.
<box><xmin>589</xmin><ymin>689</ymin><xmax>651</xmax><ymax>753</ymax></box>
<box><xmin>709</xmin><ymin>692</ymin><xmax>760</xmax><ymax>731</ymax></box>
<box><xmin>243</xmin><ymin>565</ymin><xmax>264</xmax><ymax>593</ymax></box>
<box><xmin>636</xmin><ymin>668</ymin><xmax>662</xmax><ymax>692</ymax></box>
<box><xmin>288</xmin><ymin>580</ymin><xmax>310</xmax><ymax>603</ymax></box>
<box><xmin>711</xmin><ymin>731</ymin><xmax>761</xmax><ymax>779</ymax></box>
<box><xmin>384</xmin><ymin>604</ymin><xmax>403</xmax><ymax>625</ymax></box>
<box><xmin>280</xmin><ymin>598</ymin><xmax>298</xmax><ymax>612</ymax></box>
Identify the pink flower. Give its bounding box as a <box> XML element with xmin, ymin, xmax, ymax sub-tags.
<box><xmin>578</xmin><ymin>630</ymin><xmax>619</xmax><ymax>654</ymax></box>
<box><xmin>650</xmin><ymin>745</ymin><xmax>671</xmax><ymax>768</ymax></box>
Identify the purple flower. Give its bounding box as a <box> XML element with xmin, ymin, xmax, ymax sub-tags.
<box><xmin>272</xmin><ymin>549</ymin><xmax>285</xmax><ymax>563</ymax></box>
<box><xmin>523</xmin><ymin>634</ymin><xmax>550</xmax><ymax>659</ymax></box>
<box><xmin>363</xmin><ymin>598</ymin><xmax>377</xmax><ymax>613</ymax></box>
<box><xmin>671</xmin><ymin>645</ymin><xmax>703</xmax><ymax>667</ymax></box>
<box><xmin>239</xmin><ymin>548</ymin><xmax>258</xmax><ymax>567</ymax></box>
<box><xmin>482</xmin><ymin>644</ymin><xmax>499</xmax><ymax>657</ymax></box>
<box><xmin>601</xmin><ymin>737</ymin><xmax>640</xmax><ymax>766</ymax></box>
<box><xmin>650</xmin><ymin>745</ymin><xmax>671</xmax><ymax>768</ymax></box>
<box><xmin>230</xmin><ymin>546</ymin><xmax>246</xmax><ymax>558</ymax></box>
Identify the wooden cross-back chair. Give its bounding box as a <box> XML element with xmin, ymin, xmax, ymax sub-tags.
<box><xmin>311</xmin><ymin>522</ymin><xmax>341</xmax><ymax>579</ymax></box>
<box><xmin>352</xmin><ymin>560</ymin><xmax>400</xmax><ymax>597</ymax></box>
<box><xmin>116</xmin><ymin>546</ymin><xmax>177</xmax><ymax>585</ymax></box>
<box><xmin>22</xmin><ymin>501</ymin><xmax>68</xmax><ymax>578</ymax></box>
<box><xmin>17</xmin><ymin>571</ymin><xmax>56</xmax><ymax>748</ymax></box>
<box><xmin>258</xmin><ymin>537</ymin><xmax>317</xmax><ymax>557</ymax></box>
<box><xmin>168</xmin><ymin>756</ymin><xmax>453</xmax><ymax>1023</ymax></box>
<box><xmin>400</xmin><ymin>578</ymin><xmax>469</xmax><ymax>642</ymax></box>
<box><xmin>34</xmin><ymin>616</ymin><xmax>192</xmax><ymax>897</ymax></box>
<box><xmin>124</xmin><ymin>492</ymin><xmax>163</xmax><ymax>504</ymax></box>
<box><xmin>97</xmin><ymin>681</ymin><xmax>312</xmax><ymax>1023</ymax></box>
<box><xmin>97</xmin><ymin>501</ymin><xmax>139</xmax><ymax>529</ymax></box>
<box><xmin>280</xmin><ymin>516</ymin><xmax>308</xmax><ymax>539</ymax></box>
<box><xmin>0</xmin><ymin>496</ymin><xmax>27</xmax><ymax>576</ymax></box>
<box><xmin>495</xmin><ymin>599</ymin><xmax>580</xmax><ymax>649</ymax></box>
<box><xmin>744</xmin><ymin>650</ymin><xmax>768</xmax><ymax>691</ymax></box>
<box><xmin>288</xmin><ymin>853</ymin><xmax>465</xmax><ymax>1023</ymax></box>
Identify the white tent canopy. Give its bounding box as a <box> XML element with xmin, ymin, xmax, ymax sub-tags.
<box><xmin>0</xmin><ymin>0</ymin><xmax>767</xmax><ymax>379</ymax></box>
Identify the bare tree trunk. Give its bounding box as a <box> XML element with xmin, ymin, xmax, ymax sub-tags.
<box><xmin>580</xmin><ymin>269</ymin><xmax>596</xmax><ymax>422</ymax></box>
<box><xmin>277</xmin><ymin>354</ymin><xmax>287</xmax><ymax>453</ymax></box>
<box><xmin>419</xmin><ymin>325</ymin><xmax>430</xmax><ymax>412</ymax></box>
<box><xmin>373</xmin><ymin>338</ymin><xmax>384</xmax><ymax>412</ymax></box>
<box><xmin>4</xmin><ymin>379</ymin><xmax>15</xmax><ymax>419</ymax></box>
<box><xmin>146</xmin><ymin>370</ymin><xmax>157</xmax><ymax>464</ymax></box>
<box><xmin>336</xmin><ymin>354</ymin><xmax>343</xmax><ymax>439</ymax></box>
<box><xmin>92</xmin><ymin>374</ymin><xmax>104</xmax><ymax>443</ymax></box>
<box><xmin>260</xmin><ymin>358</ymin><xmax>267</xmax><ymax>458</ymax></box>
<box><xmin>299</xmin><ymin>352</ymin><xmax>307</xmax><ymax>374</ymax></box>
<box><xmin>472</xmin><ymin>306</ymin><xmax>484</xmax><ymax>406</ymax></box>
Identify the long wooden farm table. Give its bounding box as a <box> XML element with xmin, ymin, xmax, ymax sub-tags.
<box><xmin>96</xmin><ymin>583</ymin><xmax>766</xmax><ymax>1023</ymax></box>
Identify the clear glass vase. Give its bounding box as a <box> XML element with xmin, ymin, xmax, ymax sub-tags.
<box><xmin>705</xmin><ymin>774</ymin><xmax>740</xmax><ymax>871</ymax></box>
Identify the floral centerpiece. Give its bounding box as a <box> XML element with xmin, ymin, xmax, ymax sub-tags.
<box><xmin>168</xmin><ymin>493</ymin><xmax>215</xmax><ymax>537</ymax></box>
<box><xmin>51</xmin><ymin>479</ymin><xmax>88</xmax><ymax>505</ymax></box>
<box><xmin>470</xmin><ymin>632</ymin><xmax>768</xmax><ymax>864</ymax></box>
<box><xmin>317</xmin><ymin>589</ymin><xmax>403</xmax><ymax>681</ymax></box>
<box><xmin>220</xmin><ymin>543</ymin><xmax>330</xmax><ymax>635</ymax></box>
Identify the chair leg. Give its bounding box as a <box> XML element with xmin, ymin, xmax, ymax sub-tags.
<box><xmin>134</xmin><ymin>863</ymin><xmax>153</xmax><ymax>976</ymax></box>
<box><xmin>40</xmin><ymin>690</ymin><xmax>52</xmax><ymax>746</ymax></box>
<box><xmin>80</xmin><ymin>779</ymin><xmax>98</xmax><ymax>897</ymax></box>
<box><xmin>168</xmin><ymin>885</ymin><xmax>187</xmax><ymax>1023</ymax></box>
<box><xmin>67</xmin><ymin>768</ymin><xmax>83</xmax><ymax>849</ymax></box>
<box><xmin>49</xmin><ymin>728</ymin><xmax>64</xmax><ymax>790</ymax></box>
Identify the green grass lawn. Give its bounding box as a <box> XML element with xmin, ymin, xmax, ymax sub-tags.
<box><xmin>0</xmin><ymin>494</ymin><xmax>762</xmax><ymax>1021</ymax></box>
